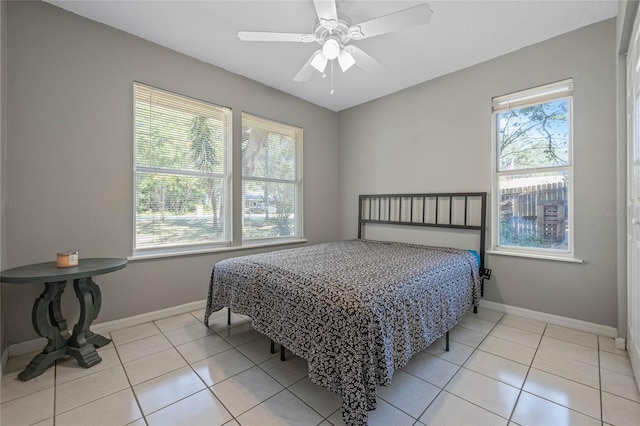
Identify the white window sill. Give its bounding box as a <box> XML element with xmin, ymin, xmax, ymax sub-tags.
<box><xmin>487</xmin><ymin>249</ymin><xmax>583</xmax><ymax>263</ymax></box>
<box><xmin>128</xmin><ymin>238</ymin><xmax>307</xmax><ymax>261</ymax></box>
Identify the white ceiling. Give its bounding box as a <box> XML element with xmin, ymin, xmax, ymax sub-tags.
<box><xmin>46</xmin><ymin>0</ymin><xmax>618</xmax><ymax>112</ymax></box>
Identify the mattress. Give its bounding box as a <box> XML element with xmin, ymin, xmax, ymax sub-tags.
<box><xmin>205</xmin><ymin>239</ymin><xmax>480</xmax><ymax>425</ymax></box>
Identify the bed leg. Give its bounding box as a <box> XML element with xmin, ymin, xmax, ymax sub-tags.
<box><xmin>473</xmin><ymin>305</ymin><xmax>478</xmax><ymax>314</ymax></box>
<box><xmin>445</xmin><ymin>331</ymin><xmax>450</xmax><ymax>352</ymax></box>
<box><xmin>270</xmin><ymin>340</ymin><xmax>275</xmax><ymax>354</ymax></box>
<box><xmin>280</xmin><ymin>345</ymin><xmax>286</xmax><ymax>361</ymax></box>
<box><xmin>227</xmin><ymin>307</ymin><xmax>231</xmax><ymax>325</ymax></box>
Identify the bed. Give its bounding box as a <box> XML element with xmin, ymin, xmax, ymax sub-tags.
<box><xmin>204</xmin><ymin>192</ymin><xmax>487</xmax><ymax>425</ymax></box>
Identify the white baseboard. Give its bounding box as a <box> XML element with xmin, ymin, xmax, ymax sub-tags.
<box><xmin>1</xmin><ymin>345</ymin><xmax>8</xmax><ymax>374</ymax></box>
<box><xmin>615</xmin><ymin>337</ymin><xmax>627</xmax><ymax>350</ymax></box>
<box><xmin>91</xmin><ymin>299</ymin><xmax>207</xmax><ymax>336</ymax></box>
<box><xmin>479</xmin><ymin>300</ymin><xmax>618</xmax><ymax>338</ymax></box>
<box><xmin>8</xmin><ymin>299</ymin><xmax>207</xmax><ymax>358</ymax></box>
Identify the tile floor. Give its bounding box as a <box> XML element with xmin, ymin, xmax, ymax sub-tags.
<box><xmin>1</xmin><ymin>308</ymin><xmax>639</xmax><ymax>426</ymax></box>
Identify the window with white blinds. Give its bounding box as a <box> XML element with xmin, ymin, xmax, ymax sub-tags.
<box><xmin>492</xmin><ymin>79</ymin><xmax>574</xmax><ymax>256</ymax></box>
<box><xmin>133</xmin><ymin>83</ymin><xmax>231</xmax><ymax>252</ymax></box>
<box><xmin>242</xmin><ymin>113</ymin><xmax>303</xmax><ymax>241</ymax></box>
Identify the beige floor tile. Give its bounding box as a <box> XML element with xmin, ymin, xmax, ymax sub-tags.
<box><xmin>288</xmin><ymin>377</ymin><xmax>342</xmax><ymax>417</ymax></box>
<box><xmin>31</xmin><ymin>417</ymin><xmax>54</xmax><ymax>426</ymax></box>
<box><xmin>600</xmin><ymin>351</ymin><xmax>635</xmax><ymax>377</ymax></box>
<box><xmin>545</xmin><ymin>324</ymin><xmax>598</xmax><ymax>349</ymax></box>
<box><xmin>133</xmin><ymin>366</ymin><xmax>206</xmax><ymax>415</ymax></box>
<box><xmin>472</xmin><ymin>308</ymin><xmax>505</xmax><ymax>323</ymax></box>
<box><xmin>190</xmin><ymin>348</ymin><xmax>254</xmax><ymax>386</ymax></box>
<box><xmin>499</xmin><ymin>315</ymin><xmax>546</xmax><ymax>334</ymax></box>
<box><xmin>602</xmin><ymin>391</ymin><xmax>640</xmax><ymax>426</ymax></box>
<box><xmin>258</xmin><ymin>353</ymin><xmax>308</xmax><ymax>386</ymax></box>
<box><xmin>456</xmin><ymin>315</ymin><xmax>496</xmax><ymax>334</ymax></box>
<box><xmin>116</xmin><ymin>334</ymin><xmax>173</xmax><ymax>364</ymax></box>
<box><xmin>376</xmin><ymin>370</ymin><xmax>439</xmax><ymax>418</ymax></box>
<box><xmin>207</xmin><ymin>312</ymin><xmax>250</xmax><ymax>333</ymax></box>
<box><xmin>55</xmin><ymin>365</ymin><xmax>130</xmax><ymax>414</ymax></box>
<box><xmin>55</xmin><ymin>388</ymin><xmax>142</xmax><ymax>426</ymax></box>
<box><xmin>478</xmin><ymin>336</ymin><xmax>536</xmax><ymax>366</ymax></box>
<box><xmin>537</xmin><ymin>336</ymin><xmax>599</xmax><ymax>366</ymax></box>
<box><xmin>419</xmin><ymin>390</ymin><xmax>508</xmax><ymax>426</ymax></box>
<box><xmin>190</xmin><ymin>308</ymin><xmax>207</xmax><ymax>320</ymax></box>
<box><xmin>402</xmin><ymin>350</ymin><xmax>460</xmax><ymax>387</ymax></box>
<box><xmin>236</xmin><ymin>390</ymin><xmax>323</xmax><ymax>426</ymax></box>
<box><xmin>216</xmin><ymin>322</ymin><xmax>262</xmax><ymax>346</ymax></box>
<box><xmin>163</xmin><ymin>322</ymin><xmax>215</xmax><ymax>346</ymax></box>
<box><xmin>490</xmin><ymin>324</ymin><xmax>542</xmax><ymax>349</ymax></box>
<box><xmin>236</xmin><ymin>335</ymin><xmax>279</xmax><ymax>364</ymax></box>
<box><xmin>176</xmin><ymin>334</ymin><xmax>232</xmax><ymax>364</ymax></box>
<box><xmin>601</xmin><ymin>368</ymin><xmax>640</xmax><ymax>403</ymax></box>
<box><xmin>154</xmin><ymin>313</ymin><xmax>201</xmax><ymax>333</ymax></box>
<box><xmin>55</xmin><ymin>347</ymin><xmax>121</xmax><ymax>384</ymax></box>
<box><xmin>449</xmin><ymin>325</ymin><xmax>487</xmax><ymax>348</ymax></box>
<box><xmin>146</xmin><ymin>389</ymin><xmax>232</xmax><ymax>426</ymax></box>
<box><xmin>211</xmin><ymin>365</ymin><xmax>284</xmax><ymax>416</ymax></box>
<box><xmin>523</xmin><ymin>368</ymin><xmax>601</xmax><ymax>419</ymax></box>
<box><xmin>599</xmin><ymin>335</ymin><xmax>629</xmax><ymax>357</ymax></box>
<box><xmin>445</xmin><ymin>368</ymin><xmax>519</xmax><ymax>418</ymax></box>
<box><xmin>463</xmin><ymin>350</ymin><xmax>529</xmax><ymax>388</ymax></box>
<box><xmin>123</xmin><ymin>348</ymin><xmax>187</xmax><ymax>386</ymax></box>
<box><xmin>110</xmin><ymin>322</ymin><xmax>161</xmax><ymax>346</ymax></box>
<box><xmin>511</xmin><ymin>391</ymin><xmax>600</xmax><ymax>426</ymax></box>
<box><xmin>373</xmin><ymin>398</ymin><xmax>422</xmax><ymax>425</ymax></box>
<box><xmin>126</xmin><ymin>419</ymin><xmax>147</xmax><ymax>426</ymax></box>
<box><xmin>426</xmin><ymin>338</ymin><xmax>475</xmax><ymax>366</ymax></box>
<box><xmin>532</xmin><ymin>350</ymin><xmax>600</xmax><ymax>389</ymax></box>
<box><xmin>1</xmin><ymin>367</ymin><xmax>54</xmax><ymax>403</ymax></box>
<box><xmin>0</xmin><ymin>386</ymin><xmax>54</xmax><ymax>426</ymax></box>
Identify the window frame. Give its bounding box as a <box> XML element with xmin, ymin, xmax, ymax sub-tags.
<box><xmin>490</xmin><ymin>79</ymin><xmax>576</xmax><ymax>260</ymax></box>
<box><xmin>132</xmin><ymin>82</ymin><xmax>232</xmax><ymax>257</ymax></box>
<box><xmin>241</xmin><ymin>112</ymin><xmax>304</xmax><ymax>243</ymax></box>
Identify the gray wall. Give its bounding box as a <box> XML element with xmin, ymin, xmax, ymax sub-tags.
<box><xmin>1</xmin><ymin>0</ymin><xmax>6</xmax><ymax>363</ymax></box>
<box><xmin>338</xmin><ymin>19</ymin><xmax>618</xmax><ymax>327</ymax></box>
<box><xmin>3</xmin><ymin>2</ymin><xmax>339</xmax><ymax>345</ymax></box>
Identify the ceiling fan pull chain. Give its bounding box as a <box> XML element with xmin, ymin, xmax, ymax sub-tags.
<box><xmin>331</xmin><ymin>60</ymin><xmax>335</xmax><ymax>95</ymax></box>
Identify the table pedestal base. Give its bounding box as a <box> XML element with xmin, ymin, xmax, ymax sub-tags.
<box><xmin>17</xmin><ymin>347</ymin><xmax>67</xmax><ymax>381</ymax></box>
<box><xmin>17</xmin><ymin>277</ymin><xmax>112</xmax><ymax>381</ymax></box>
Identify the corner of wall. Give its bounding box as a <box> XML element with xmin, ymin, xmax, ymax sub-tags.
<box><xmin>0</xmin><ymin>0</ymin><xmax>8</xmax><ymax>372</ymax></box>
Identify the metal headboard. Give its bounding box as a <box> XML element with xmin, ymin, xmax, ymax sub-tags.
<box><xmin>358</xmin><ymin>192</ymin><xmax>488</xmax><ymax>294</ymax></box>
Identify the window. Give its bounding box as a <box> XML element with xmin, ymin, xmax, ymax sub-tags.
<box><xmin>242</xmin><ymin>113</ymin><xmax>303</xmax><ymax>241</ymax></box>
<box><xmin>133</xmin><ymin>83</ymin><xmax>231</xmax><ymax>252</ymax></box>
<box><xmin>492</xmin><ymin>79</ymin><xmax>573</xmax><ymax>255</ymax></box>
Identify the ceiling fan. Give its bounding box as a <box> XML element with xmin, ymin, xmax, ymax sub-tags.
<box><xmin>238</xmin><ymin>0</ymin><xmax>433</xmax><ymax>86</ymax></box>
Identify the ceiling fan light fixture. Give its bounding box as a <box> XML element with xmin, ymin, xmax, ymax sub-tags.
<box><xmin>322</xmin><ymin>38</ymin><xmax>340</xmax><ymax>60</ymax></box>
<box><xmin>310</xmin><ymin>50</ymin><xmax>328</xmax><ymax>72</ymax></box>
<box><xmin>338</xmin><ymin>49</ymin><xmax>355</xmax><ymax>71</ymax></box>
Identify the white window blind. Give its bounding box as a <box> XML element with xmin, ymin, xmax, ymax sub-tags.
<box><xmin>133</xmin><ymin>83</ymin><xmax>231</xmax><ymax>252</ymax></box>
<box><xmin>241</xmin><ymin>113</ymin><xmax>303</xmax><ymax>241</ymax></box>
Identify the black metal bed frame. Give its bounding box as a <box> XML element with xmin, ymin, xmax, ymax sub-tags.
<box><xmin>231</xmin><ymin>191</ymin><xmax>488</xmax><ymax>360</ymax></box>
<box><xmin>358</xmin><ymin>191</ymin><xmax>488</xmax><ymax>296</ymax></box>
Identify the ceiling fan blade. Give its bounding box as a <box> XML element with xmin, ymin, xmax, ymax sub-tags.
<box><xmin>238</xmin><ymin>31</ymin><xmax>315</xmax><ymax>43</ymax></box>
<box><xmin>313</xmin><ymin>0</ymin><xmax>338</xmax><ymax>28</ymax></box>
<box><xmin>350</xmin><ymin>47</ymin><xmax>387</xmax><ymax>76</ymax></box>
<box><xmin>294</xmin><ymin>50</ymin><xmax>323</xmax><ymax>82</ymax></box>
<box><xmin>349</xmin><ymin>4</ymin><xmax>433</xmax><ymax>40</ymax></box>
<box><xmin>313</xmin><ymin>0</ymin><xmax>337</xmax><ymax>22</ymax></box>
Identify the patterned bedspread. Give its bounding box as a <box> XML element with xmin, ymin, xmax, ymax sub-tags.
<box><xmin>204</xmin><ymin>240</ymin><xmax>480</xmax><ymax>425</ymax></box>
